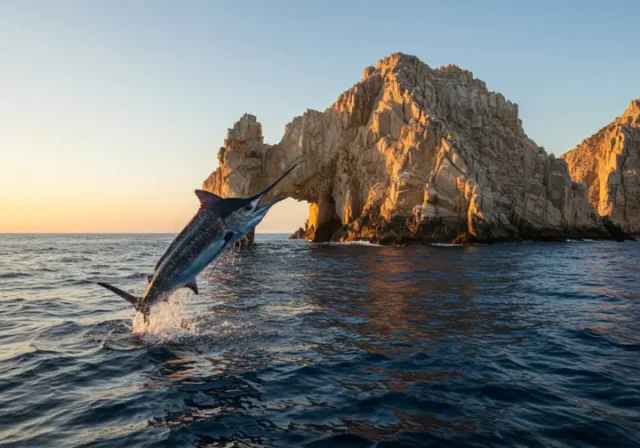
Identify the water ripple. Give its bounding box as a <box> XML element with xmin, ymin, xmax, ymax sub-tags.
<box><xmin>0</xmin><ymin>234</ymin><xmax>638</xmax><ymax>447</ymax></box>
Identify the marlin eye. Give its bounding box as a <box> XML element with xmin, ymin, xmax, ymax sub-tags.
<box><xmin>245</xmin><ymin>205</ymin><xmax>252</xmax><ymax>211</ymax></box>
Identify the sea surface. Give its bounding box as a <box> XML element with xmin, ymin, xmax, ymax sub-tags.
<box><xmin>0</xmin><ymin>234</ymin><xmax>639</xmax><ymax>447</ymax></box>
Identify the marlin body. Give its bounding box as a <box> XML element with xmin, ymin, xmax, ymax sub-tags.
<box><xmin>97</xmin><ymin>163</ymin><xmax>299</xmax><ymax>322</ymax></box>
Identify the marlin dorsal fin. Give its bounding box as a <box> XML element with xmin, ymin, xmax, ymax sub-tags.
<box><xmin>195</xmin><ymin>190</ymin><xmax>223</xmax><ymax>211</ymax></box>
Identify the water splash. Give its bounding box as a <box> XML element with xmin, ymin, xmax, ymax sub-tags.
<box><xmin>130</xmin><ymin>290</ymin><xmax>252</xmax><ymax>344</ymax></box>
<box><xmin>132</xmin><ymin>291</ymin><xmax>200</xmax><ymax>340</ymax></box>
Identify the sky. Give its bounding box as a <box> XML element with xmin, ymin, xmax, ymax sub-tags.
<box><xmin>1</xmin><ymin>0</ymin><xmax>638</xmax><ymax>233</ymax></box>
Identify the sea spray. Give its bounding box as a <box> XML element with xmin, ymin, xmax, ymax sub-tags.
<box><xmin>130</xmin><ymin>289</ymin><xmax>254</xmax><ymax>344</ymax></box>
<box><xmin>132</xmin><ymin>291</ymin><xmax>200</xmax><ymax>340</ymax></box>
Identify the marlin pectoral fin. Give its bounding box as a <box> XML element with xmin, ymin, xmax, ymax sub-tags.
<box><xmin>185</xmin><ymin>278</ymin><xmax>198</xmax><ymax>295</ymax></box>
<box><xmin>195</xmin><ymin>189</ymin><xmax>223</xmax><ymax>211</ymax></box>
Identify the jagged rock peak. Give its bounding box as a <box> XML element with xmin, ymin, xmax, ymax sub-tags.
<box><xmin>562</xmin><ymin>97</ymin><xmax>640</xmax><ymax>234</ymax></box>
<box><xmin>204</xmin><ymin>53</ymin><xmax>622</xmax><ymax>244</ymax></box>
<box><xmin>621</xmin><ymin>97</ymin><xmax>640</xmax><ymax>121</ymax></box>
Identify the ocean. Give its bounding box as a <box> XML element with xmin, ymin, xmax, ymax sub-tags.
<box><xmin>0</xmin><ymin>234</ymin><xmax>639</xmax><ymax>447</ymax></box>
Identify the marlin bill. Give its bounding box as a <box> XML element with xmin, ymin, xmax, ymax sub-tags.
<box><xmin>97</xmin><ymin>163</ymin><xmax>299</xmax><ymax>322</ymax></box>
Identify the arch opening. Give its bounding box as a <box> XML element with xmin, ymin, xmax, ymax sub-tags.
<box><xmin>255</xmin><ymin>198</ymin><xmax>310</xmax><ymax>237</ymax></box>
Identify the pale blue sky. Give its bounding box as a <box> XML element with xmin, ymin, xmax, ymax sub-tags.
<box><xmin>1</xmin><ymin>1</ymin><xmax>638</xmax><ymax>232</ymax></box>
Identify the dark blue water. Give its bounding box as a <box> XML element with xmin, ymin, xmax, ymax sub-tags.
<box><xmin>0</xmin><ymin>234</ymin><xmax>639</xmax><ymax>447</ymax></box>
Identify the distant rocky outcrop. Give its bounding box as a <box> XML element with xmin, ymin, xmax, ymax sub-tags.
<box><xmin>288</xmin><ymin>225</ymin><xmax>306</xmax><ymax>240</ymax></box>
<box><xmin>562</xmin><ymin>99</ymin><xmax>640</xmax><ymax>234</ymax></box>
<box><xmin>203</xmin><ymin>53</ymin><xmax>618</xmax><ymax>244</ymax></box>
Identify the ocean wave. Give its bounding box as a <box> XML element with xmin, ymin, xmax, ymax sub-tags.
<box><xmin>35</xmin><ymin>247</ymin><xmax>58</xmax><ymax>252</ymax></box>
<box><xmin>66</xmin><ymin>279</ymin><xmax>96</xmax><ymax>286</ymax></box>
<box><xmin>0</xmin><ymin>272</ymin><xmax>31</xmax><ymax>279</ymax></box>
<box><xmin>123</xmin><ymin>272</ymin><xmax>149</xmax><ymax>280</ymax></box>
<box><xmin>57</xmin><ymin>256</ymin><xmax>92</xmax><ymax>263</ymax></box>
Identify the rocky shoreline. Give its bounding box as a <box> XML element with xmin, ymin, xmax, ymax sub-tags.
<box><xmin>288</xmin><ymin>215</ymin><xmax>635</xmax><ymax>245</ymax></box>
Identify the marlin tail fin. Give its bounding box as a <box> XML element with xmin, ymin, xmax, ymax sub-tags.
<box><xmin>97</xmin><ymin>282</ymin><xmax>143</xmax><ymax>311</ymax></box>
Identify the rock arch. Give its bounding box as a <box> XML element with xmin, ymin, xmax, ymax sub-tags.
<box><xmin>203</xmin><ymin>53</ymin><xmax>614</xmax><ymax>244</ymax></box>
<box><xmin>202</xmin><ymin>111</ymin><xmax>345</xmax><ymax>242</ymax></box>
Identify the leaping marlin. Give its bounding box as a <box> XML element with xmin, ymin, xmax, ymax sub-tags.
<box><xmin>97</xmin><ymin>163</ymin><xmax>299</xmax><ymax>322</ymax></box>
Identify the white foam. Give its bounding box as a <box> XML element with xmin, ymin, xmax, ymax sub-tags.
<box><xmin>263</xmin><ymin>303</ymin><xmax>324</xmax><ymax>317</ymax></box>
<box><xmin>130</xmin><ymin>291</ymin><xmax>251</xmax><ymax>344</ymax></box>
<box><xmin>132</xmin><ymin>293</ymin><xmax>199</xmax><ymax>340</ymax></box>
<box><xmin>320</xmin><ymin>241</ymin><xmax>382</xmax><ymax>247</ymax></box>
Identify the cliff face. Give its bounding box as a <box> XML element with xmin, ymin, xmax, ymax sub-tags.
<box><xmin>203</xmin><ymin>53</ymin><xmax>611</xmax><ymax>244</ymax></box>
<box><xmin>562</xmin><ymin>99</ymin><xmax>640</xmax><ymax>234</ymax></box>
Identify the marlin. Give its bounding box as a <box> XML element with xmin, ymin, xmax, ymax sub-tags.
<box><xmin>97</xmin><ymin>163</ymin><xmax>299</xmax><ymax>322</ymax></box>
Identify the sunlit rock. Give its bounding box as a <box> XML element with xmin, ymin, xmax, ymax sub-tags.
<box><xmin>203</xmin><ymin>53</ymin><xmax>617</xmax><ymax>244</ymax></box>
<box><xmin>562</xmin><ymin>98</ymin><xmax>640</xmax><ymax>234</ymax></box>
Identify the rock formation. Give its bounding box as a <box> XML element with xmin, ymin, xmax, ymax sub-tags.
<box><xmin>562</xmin><ymin>99</ymin><xmax>640</xmax><ymax>234</ymax></box>
<box><xmin>203</xmin><ymin>53</ymin><xmax>617</xmax><ymax>244</ymax></box>
<box><xmin>288</xmin><ymin>225</ymin><xmax>307</xmax><ymax>240</ymax></box>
